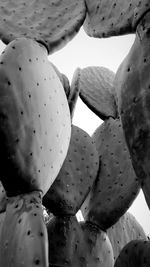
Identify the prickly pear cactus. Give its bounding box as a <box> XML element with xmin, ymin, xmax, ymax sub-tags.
<box><xmin>47</xmin><ymin>215</ymin><xmax>87</xmax><ymax>267</ymax></box>
<box><xmin>0</xmin><ymin>191</ymin><xmax>49</xmax><ymax>267</ymax></box>
<box><xmin>78</xmin><ymin>66</ymin><xmax>117</xmax><ymax>120</ymax></box>
<box><xmin>114</xmin><ymin>239</ymin><xmax>150</xmax><ymax>267</ymax></box>
<box><xmin>51</xmin><ymin>63</ymin><xmax>70</xmax><ymax>98</ymax></box>
<box><xmin>68</xmin><ymin>68</ymin><xmax>81</xmax><ymax>119</ymax></box>
<box><xmin>114</xmin><ymin>11</ymin><xmax>150</xmax><ymax>209</ymax></box>
<box><xmin>83</xmin><ymin>0</ymin><xmax>150</xmax><ymax>38</ymax></box>
<box><xmin>0</xmin><ymin>37</ymin><xmax>71</xmax><ymax>196</ymax></box>
<box><xmin>0</xmin><ymin>0</ymin><xmax>86</xmax><ymax>54</ymax></box>
<box><xmin>0</xmin><ymin>181</ymin><xmax>7</xmax><ymax>212</ymax></box>
<box><xmin>107</xmin><ymin>212</ymin><xmax>147</xmax><ymax>261</ymax></box>
<box><xmin>43</xmin><ymin>125</ymin><xmax>99</xmax><ymax>216</ymax></box>
<box><xmin>80</xmin><ymin>221</ymin><xmax>114</xmax><ymax>267</ymax></box>
<box><xmin>81</xmin><ymin>117</ymin><xmax>140</xmax><ymax>230</ymax></box>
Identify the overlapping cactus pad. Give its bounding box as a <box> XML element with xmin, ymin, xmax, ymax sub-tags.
<box><xmin>80</xmin><ymin>221</ymin><xmax>114</xmax><ymax>267</ymax></box>
<box><xmin>81</xmin><ymin>118</ymin><xmax>140</xmax><ymax>230</ymax></box>
<box><xmin>83</xmin><ymin>0</ymin><xmax>150</xmax><ymax>38</ymax></box>
<box><xmin>0</xmin><ymin>38</ymin><xmax>71</xmax><ymax>196</ymax></box>
<box><xmin>0</xmin><ymin>192</ymin><xmax>49</xmax><ymax>267</ymax></box>
<box><xmin>107</xmin><ymin>212</ymin><xmax>147</xmax><ymax>261</ymax></box>
<box><xmin>0</xmin><ymin>181</ymin><xmax>7</xmax><ymax>213</ymax></box>
<box><xmin>114</xmin><ymin>11</ymin><xmax>150</xmax><ymax>210</ymax></box>
<box><xmin>43</xmin><ymin>125</ymin><xmax>99</xmax><ymax>216</ymax></box>
<box><xmin>47</xmin><ymin>215</ymin><xmax>87</xmax><ymax>267</ymax></box>
<box><xmin>114</xmin><ymin>240</ymin><xmax>150</xmax><ymax>267</ymax></box>
<box><xmin>0</xmin><ymin>0</ymin><xmax>86</xmax><ymax>54</ymax></box>
<box><xmin>79</xmin><ymin>66</ymin><xmax>117</xmax><ymax>120</ymax></box>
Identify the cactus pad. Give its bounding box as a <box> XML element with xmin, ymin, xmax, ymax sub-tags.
<box><xmin>0</xmin><ymin>0</ymin><xmax>86</xmax><ymax>54</ymax></box>
<box><xmin>114</xmin><ymin>239</ymin><xmax>150</xmax><ymax>267</ymax></box>
<box><xmin>83</xmin><ymin>0</ymin><xmax>150</xmax><ymax>38</ymax></box>
<box><xmin>43</xmin><ymin>125</ymin><xmax>99</xmax><ymax>216</ymax></box>
<box><xmin>0</xmin><ymin>38</ymin><xmax>71</xmax><ymax>196</ymax></box>
<box><xmin>107</xmin><ymin>212</ymin><xmax>147</xmax><ymax>261</ymax></box>
<box><xmin>79</xmin><ymin>67</ymin><xmax>117</xmax><ymax>120</ymax></box>
<box><xmin>0</xmin><ymin>181</ymin><xmax>7</xmax><ymax>213</ymax></box>
<box><xmin>80</xmin><ymin>221</ymin><xmax>114</xmax><ymax>267</ymax></box>
<box><xmin>115</xmin><ymin>12</ymin><xmax>150</xmax><ymax>209</ymax></box>
<box><xmin>0</xmin><ymin>191</ymin><xmax>49</xmax><ymax>267</ymax></box>
<box><xmin>68</xmin><ymin>68</ymin><xmax>81</xmax><ymax>119</ymax></box>
<box><xmin>81</xmin><ymin>118</ymin><xmax>140</xmax><ymax>230</ymax></box>
<box><xmin>47</xmin><ymin>215</ymin><xmax>87</xmax><ymax>267</ymax></box>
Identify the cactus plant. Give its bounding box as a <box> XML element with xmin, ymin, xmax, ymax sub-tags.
<box><xmin>81</xmin><ymin>117</ymin><xmax>140</xmax><ymax>230</ymax></box>
<box><xmin>114</xmin><ymin>11</ymin><xmax>150</xmax><ymax>209</ymax></box>
<box><xmin>51</xmin><ymin>63</ymin><xmax>70</xmax><ymax>98</ymax></box>
<box><xmin>68</xmin><ymin>68</ymin><xmax>81</xmax><ymax>119</ymax></box>
<box><xmin>114</xmin><ymin>239</ymin><xmax>150</xmax><ymax>267</ymax></box>
<box><xmin>0</xmin><ymin>191</ymin><xmax>49</xmax><ymax>267</ymax></box>
<box><xmin>83</xmin><ymin>0</ymin><xmax>150</xmax><ymax>38</ymax></box>
<box><xmin>107</xmin><ymin>212</ymin><xmax>147</xmax><ymax>261</ymax></box>
<box><xmin>78</xmin><ymin>66</ymin><xmax>117</xmax><ymax>120</ymax></box>
<box><xmin>0</xmin><ymin>0</ymin><xmax>86</xmax><ymax>54</ymax></box>
<box><xmin>0</xmin><ymin>181</ymin><xmax>7</xmax><ymax>213</ymax></box>
<box><xmin>0</xmin><ymin>37</ymin><xmax>71</xmax><ymax>196</ymax></box>
<box><xmin>80</xmin><ymin>221</ymin><xmax>114</xmax><ymax>267</ymax></box>
<box><xmin>47</xmin><ymin>215</ymin><xmax>87</xmax><ymax>267</ymax></box>
<box><xmin>43</xmin><ymin>124</ymin><xmax>99</xmax><ymax>216</ymax></box>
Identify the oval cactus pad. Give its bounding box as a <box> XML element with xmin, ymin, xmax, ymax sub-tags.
<box><xmin>68</xmin><ymin>68</ymin><xmax>81</xmax><ymax>119</ymax></box>
<box><xmin>0</xmin><ymin>192</ymin><xmax>49</xmax><ymax>267</ymax></box>
<box><xmin>0</xmin><ymin>38</ymin><xmax>71</xmax><ymax>196</ymax></box>
<box><xmin>0</xmin><ymin>0</ymin><xmax>86</xmax><ymax>54</ymax></box>
<box><xmin>81</xmin><ymin>118</ymin><xmax>140</xmax><ymax>230</ymax></box>
<box><xmin>79</xmin><ymin>67</ymin><xmax>117</xmax><ymax>120</ymax></box>
<box><xmin>80</xmin><ymin>221</ymin><xmax>114</xmax><ymax>267</ymax></box>
<box><xmin>43</xmin><ymin>125</ymin><xmax>99</xmax><ymax>216</ymax></box>
<box><xmin>0</xmin><ymin>181</ymin><xmax>8</xmax><ymax>213</ymax></box>
<box><xmin>47</xmin><ymin>215</ymin><xmax>87</xmax><ymax>267</ymax></box>
<box><xmin>83</xmin><ymin>0</ymin><xmax>150</xmax><ymax>38</ymax></box>
<box><xmin>115</xmin><ymin>12</ymin><xmax>150</xmax><ymax>210</ymax></box>
<box><xmin>114</xmin><ymin>240</ymin><xmax>150</xmax><ymax>267</ymax></box>
<box><xmin>107</xmin><ymin>212</ymin><xmax>147</xmax><ymax>261</ymax></box>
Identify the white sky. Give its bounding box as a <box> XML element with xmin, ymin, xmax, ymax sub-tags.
<box><xmin>0</xmin><ymin>28</ymin><xmax>149</xmax><ymax>235</ymax></box>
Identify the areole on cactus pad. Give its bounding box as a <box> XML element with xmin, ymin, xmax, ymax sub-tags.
<box><xmin>0</xmin><ymin>0</ymin><xmax>86</xmax><ymax>54</ymax></box>
<box><xmin>0</xmin><ymin>191</ymin><xmax>49</xmax><ymax>267</ymax></box>
<box><xmin>83</xmin><ymin>0</ymin><xmax>150</xmax><ymax>38</ymax></box>
<box><xmin>114</xmin><ymin>11</ymin><xmax>150</xmax><ymax>209</ymax></box>
<box><xmin>43</xmin><ymin>125</ymin><xmax>99</xmax><ymax>216</ymax></box>
<box><xmin>0</xmin><ymin>37</ymin><xmax>71</xmax><ymax>196</ymax></box>
<box><xmin>81</xmin><ymin>117</ymin><xmax>140</xmax><ymax>230</ymax></box>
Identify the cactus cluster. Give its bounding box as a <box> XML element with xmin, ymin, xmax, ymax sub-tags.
<box><xmin>0</xmin><ymin>1</ymin><xmax>149</xmax><ymax>267</ymax></box>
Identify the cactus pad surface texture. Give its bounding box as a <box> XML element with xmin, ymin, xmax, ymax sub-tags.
<box><xmin>0</xmin><ymin>37</ymin><xmax>71</xmax><ymax>196</ymax></box>
<box><xmin>0</xmin><ymin>0</ymin><xmax>86</xmax><ymax>54</ymax></box>
<box><xmin>81</xmin><ymin>117</ymin><xmax>140</xmax><ymax>230</ymax></box>
<box><xmin>47</xmin><ymin>215</ymin><xmax>87</xmax><ymax>267</ymax></box>
<box><xmin>83</xmin><ymin>0</ymin><xmax>150</xmax><ymax>38</ymax></box>
<box><xmin>80</xmin><ymin>221</ymin><xmax>114</xmax><ymax>267</ymax></box>
<box><xmin>107</xmin><ymin>212</ymin><xmax>147</xmax><ymax>261</ymax></box>
<box><xmin>0</xmin><ymin>191</ymin><xmax>49</xmax><ymax>267</ymax></box>
<box><xmin>43</xmin><ymin>125</ymin><xmax>99</xmax><ymax>216</ymax></box>
<box><xmin>114</xmin><ymin>239</ymin><xmax>150</xmax><ymax>267</ymax></box>
<box><xmin>115</xmin><ymin>11</ymin><xmax>150</xmax><ymax>209</ymax></box>
<box><xmin>79</xmin><ymin>66</ymin><xmax>117</xmax><ymax>120</ymax></box>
